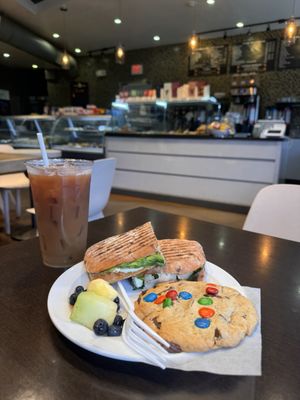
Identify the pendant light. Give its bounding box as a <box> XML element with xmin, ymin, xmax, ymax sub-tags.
<box><xmin>59</xmin><ymin>6</ymin><xmax>71</xmax><ymax>69</ymax></box>
<box><xmin>188</xmin><ymin>0</ymin><xmax>199</xmax><ymax>52</ymax></box>
<box><xmin>115</xmin><ymin>44</ymin><xmax>125</xmax><ymax>64</ymax></box>
<box><xmin>115</xmin><ymin>0</ymin><xmax>125</xmax><ymax>64</ymax></box>
<box><xmin>189</xmin><ymin>32</ymin><xmax>199</xmax><ymax>52</ymax></box>
<box><xmin>284</xmin><ymin>0</ymin><xmax>298</xmax><ymax>46</ymax></box>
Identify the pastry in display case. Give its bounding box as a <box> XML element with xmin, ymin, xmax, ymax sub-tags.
<box><xmin>111</xmin><ymin>99</ymin><xmax>219</xmax><ymax>135</ymax></box>
<box><xmin>50</xmin><ymin>115</ymin><xmax>112</xmax><ymax>159</ymax></box>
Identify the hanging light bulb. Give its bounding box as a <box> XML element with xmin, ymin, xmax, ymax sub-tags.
<box><xmin>189</xmin><ymin>32</ymin><xmax>198</xmax><ymax>52</ymax></box>
<box><xmin>115</xmin><ymin>44</ymin><xmax>125</xmax><ymax>64</ymax></box>
<box><xmin>60</xmin><ymin>50</ymin><xmax>71</xmax><ymax>70</ymax></box>
<box><xmin>284</xmin><ymin>17</ymin><xmax>298</xmax><ymax>46</ymax></box>
<box><xmin>59</xmin><ymin>6</ymin><xmax>71</xmax><ymax>70</ymax></box>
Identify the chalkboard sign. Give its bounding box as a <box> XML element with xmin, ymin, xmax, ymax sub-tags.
<box><xmin>230</xmin><ymin>40</ymin><xmax>276</xmax><ymax>73</ymax></box>
<box><xmin>188</xmin><ymin>45</ymin><xmax>228</xmax><ymax>76</ymax></box>
<box><xmin>278</xmin><ymin>37</ymin><xmax>300</xmax><ymax>69</ymax></box>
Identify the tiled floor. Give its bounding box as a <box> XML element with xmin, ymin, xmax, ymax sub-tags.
<box><xmin>0</xmin><ymin>191</ymin><xmax>246</xmax><ymax>247</ymax></box>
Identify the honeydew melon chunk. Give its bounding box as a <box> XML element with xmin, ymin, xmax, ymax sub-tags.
<box><xmin>87</xmin><ymin>278</ymin><xmax>118</xmax><ymax>301</ymax></box>
<box><xmin>70</xmin><ymin>291</ymin><xmax>117</xmax><ymax>330</ymax></box>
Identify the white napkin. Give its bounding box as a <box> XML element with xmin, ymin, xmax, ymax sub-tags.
<box><xmin>138</xmin><ymin>287</ymin><xmax>262</xmax><ymax>375</ymax></box>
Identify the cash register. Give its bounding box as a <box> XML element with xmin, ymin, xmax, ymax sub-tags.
<box><xmin>252</xmin><ymin>119</ymin><xmax>287</xmax><ymax>138</ymax></box>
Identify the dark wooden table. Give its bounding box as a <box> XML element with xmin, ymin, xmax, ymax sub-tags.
<box><xmin>1</xmin><ymin>207</ymin><xmax>299</xmax><ymax>400</ymax></box>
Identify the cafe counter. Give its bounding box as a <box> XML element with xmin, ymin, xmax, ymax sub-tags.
<box><xmin>105</xmin><ymin>133</ymin><xmax>286</xmax><ymax>209</ymax></box>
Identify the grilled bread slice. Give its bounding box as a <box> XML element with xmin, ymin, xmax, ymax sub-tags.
<box><xmin>84</xmin><ymin>222</ymin><xmax>164</xmax><ymax>283</ymax></box>
<box><xmin>158</xmin><ymin>239</ymin><xmax>206</xmax><ymax>276</ymax></box>
<box><xmin>131</xmin><ymin>239</ymin><xmax>206</xmax><ymax>289</ymax></box>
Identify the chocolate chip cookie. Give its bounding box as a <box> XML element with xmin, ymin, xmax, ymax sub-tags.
<box><xmin>134</xmin><ymin>281</ymin><xmax>258</xmax><ymax>353</ymax></box>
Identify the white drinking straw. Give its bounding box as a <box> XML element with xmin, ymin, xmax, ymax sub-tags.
<box><xmin>36</xmin><ymin>132</ymin><xmax>49</xmax><ymax>167</ymax></box>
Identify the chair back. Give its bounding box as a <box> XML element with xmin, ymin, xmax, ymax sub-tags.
<box><xmin>88</xmin><ymin>157</ymin><xmax>116</xmax><ymax>221</ymax></box>
<box><xmin>243</xmin><ymin>184</ymin><xmax>300</xmax><ymax>242</ymax></box>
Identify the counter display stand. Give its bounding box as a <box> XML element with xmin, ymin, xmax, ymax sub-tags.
<box><xmin>108</xmin><ymin>99</ymin><xmax>285</xmax><ymax>209</ymax></box>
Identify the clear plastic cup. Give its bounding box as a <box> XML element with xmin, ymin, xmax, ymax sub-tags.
<box><xmin>25</xmin><ymin>159</ymin><xmax>92</xmax><ymax>268</ymax></box>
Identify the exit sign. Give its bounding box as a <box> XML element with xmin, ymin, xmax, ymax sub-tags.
<box><xmin>131</xmin><ymin>64</ymin><xmax>143</xmax><ymax>75</ymax></box>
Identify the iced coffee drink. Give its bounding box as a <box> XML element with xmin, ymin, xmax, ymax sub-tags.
<box><xmin>25</xmin><ymin>159</ymin><xmax>92</xmax><ymax>268</ymax></box>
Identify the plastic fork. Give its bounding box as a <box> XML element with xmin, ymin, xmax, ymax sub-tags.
<box><xmin>117</xmin><ymin>281</ymin><xmax>170</xmax><ymax>369</ymax></box>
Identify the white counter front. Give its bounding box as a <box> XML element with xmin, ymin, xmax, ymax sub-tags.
<box><xmin>106</xmin><ymin>135</ymin><xmax>284</xmax><ymax>207</ymax></box>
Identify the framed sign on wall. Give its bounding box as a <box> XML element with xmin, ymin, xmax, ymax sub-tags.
<box><xmin>230</xmin><ymin>40</ymin><xmax>276</xmax><ymax>73</ymax></box>
<box><xmin>278</xmin><ymin>37</ymin><xmax>300</xmax><ymax>69</ymax></box>
<box><xmin>188</xmin><ymin>45</ymin><xmax>228</xmax><ymax>76</ymax></box>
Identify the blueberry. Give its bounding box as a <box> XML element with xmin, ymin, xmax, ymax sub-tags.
<box><xmin>113</xmin><ymin>315</ymin><xmax>124</xmax><ymax>326</ymax></box>
<box><xmin>75</xmin><ymin>285</ymin><xmax>85</xmax><ymax>294</ymax></box>
<box><xmin>93</xmin><ymin>319</ymin><xmax>108</xmax><ymax>336</ymax></box>
<box><xmin>69</xmin><ymin>293</ymin><xmax>77</xmax><ymax>305</ymax></box>
<box><xmin>114</xmin><ymin>297</ymin><xmax>120</xmax><ymax>312</ymax></box>
<box><xmin>108</xmin><ymin>324</ymin><xmax>122</xmax><ymax>337</ymax></box>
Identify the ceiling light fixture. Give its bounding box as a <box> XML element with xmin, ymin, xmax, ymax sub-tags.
<box><xmin>236</xmin><ymin>22</ymin><xmax>244</xmax><ymax>28</ymax></box>
<box><xmin>52</xmin><ymin>33</ymin><xmax>60</xmax><ymax>38</ymax></box>
<box><xmin>115</xmin><ymin>0</ymin><xmax>125</xmax><ymax>64</ymax></box>
<box><xmin>59</xmin><ymin>6</ymin><xmax>71</xmax><ymax>70</ymax></box>
<box><xmin>153</xmin><ymin>35</ymin><xmax>160</xmax><ymax>41</ymax></box>
<box><xmin>206</xmin><ymin>0</ymin><xmax>215</xmax><ymax>4</ymax></box>
<box><xmin>188</xmin><ymin>0</ymin><xmax>200</xmax><ymax>52</ymax></box>
<box><xmin>284</xmin><ymin>0</ymin><xmax>298</xmax><ymax>46</ymax></box>
<box><xmin>74</xmin><ymin>48</ymin><xmax>81</xmax><ymax>54</ymax></box>
<box><xmin>32</xmin><ymin>64</ymin><xmax>38</xmax><ymax>69</ymax></box>
<box><xmin>284</xmin><ymin>17</ymin><xmax>298</xmax><ymax>45</ymax></box>
<box><xmin>189</xmin><ymin>32</ymin><xmax>198</xmax><ymax>52</ymax></box>
<box><xmin>3</xmin><ymin>53</ymin><xmax>10</xmax><ymax>58</ymax></box>
<box><xmin>115</xmin><ymin>44</ymin><xmax>125</xmax><ymax>64</ymax></box>
<box><xmin>114</xmin><ymin>18</ymin><xmax>122</xmax><ymax>24</ymax></box>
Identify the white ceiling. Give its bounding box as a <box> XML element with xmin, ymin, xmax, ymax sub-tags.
<box><xmin>0</xmin><ymin>0</ymin><xmax>297</xmax><ymax>67</ymax></box>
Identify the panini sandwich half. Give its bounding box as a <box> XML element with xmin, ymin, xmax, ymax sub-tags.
<box><xmin>131</xmin><ymin>239</ymin><xmax>206</xmax><ymax>289</ymax></box>
<box><xmin>84</xmin><ymin>222</ymin><xmax>165</xmax><ymax>283</ymax></box>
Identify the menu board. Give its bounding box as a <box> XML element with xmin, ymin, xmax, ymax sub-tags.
<box><xmin>278</xmin><ymin>37</ymin><xmax>300</xmax><ymax>69</ymax></box>
<box><xmin>230</xmin><ymin>40</ymin><xmax>276</xmax><ymax>73</ymax></box>
<box><xmin>188</xmin><ymin>45</ymin><xmax>228</xmax><ymax>76</ymax></box>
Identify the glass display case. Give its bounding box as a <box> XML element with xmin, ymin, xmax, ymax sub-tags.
<box><xmin>0</xmin><ymin>117</ymin><xmax>16</xmax><ymax>144</ymax></box>
<box><xmin>8</xmin><ymin>115</ymin><xmax>55</xmax><ymax>148</ymax></box>
<box><xmin>111</xmin><ymin>99</ymin><xmax>220</xmax><ymax>135</ymax></box>
<box><xmin>50</xmin><ymin>115</ymin><xmax>112</xmax><ymax>159</ymax></box>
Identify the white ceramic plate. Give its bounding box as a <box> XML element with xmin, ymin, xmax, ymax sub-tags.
<box><xmin>47</xmin><ymin>261</ymin><xmax>245</xmax><ymax>364</ymax></box>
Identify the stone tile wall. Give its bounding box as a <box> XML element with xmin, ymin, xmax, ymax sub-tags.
<box><xmin>47</xmin><ymin>29</ymin><xmax>300</xmax><ymax>115</ymax></box>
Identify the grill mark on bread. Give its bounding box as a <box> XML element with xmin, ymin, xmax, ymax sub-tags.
<box><xmin>84</xmin><ymin>222</ymin><xmax>160</xmax><ymax>274</ymax></box>
<box><xmin>156</xmin><ymin>239</ymin><xmax>206</xmax><ymax>275</ymax></box>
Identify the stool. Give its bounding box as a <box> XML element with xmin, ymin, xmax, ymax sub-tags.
<box><xmin>0</xmin><ymin>173</ymin><xmax>30</xmax><ymax>235</ymax></box>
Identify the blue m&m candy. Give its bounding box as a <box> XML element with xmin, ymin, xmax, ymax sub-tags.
<box><xmin>143</xmin><ymin>293</ymin><xmax>157</xmax><ymax>302</ymax></box>
<box><xmin>178</xmin><ymin>291</ymin><xmax>192</xmax><ymax>300</ymax></box>
<box><xmin>194</xmin><ymin>318</ymin><xmax>211</xmax><ymax>329</ymax></box>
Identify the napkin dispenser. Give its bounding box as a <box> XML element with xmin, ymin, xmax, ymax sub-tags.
<box><xmin>253</xmin><ymin>120</ymin><xmax>287</xmax><ymax>138</ymax></box>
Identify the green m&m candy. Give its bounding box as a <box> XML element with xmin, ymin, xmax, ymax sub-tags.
<box><xmin>198</xmin><ymin>297</ymin><xmax>213</xmax><ymax>306</ymax></box>
<box><xmin>163</xmin><ymin>298</ymin><xmax>173</xmax><ymax>308</ymax></box>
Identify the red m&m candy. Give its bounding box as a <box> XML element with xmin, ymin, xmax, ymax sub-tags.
<box><xmin>166</xmin><ymin>290</ymin><xmax>178</xmax><ymax>300</ymax></box>
<box><xmin>206</xmin><ymin>286</ymin><xmax>219</xmax><ymax>296</ymax></box>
